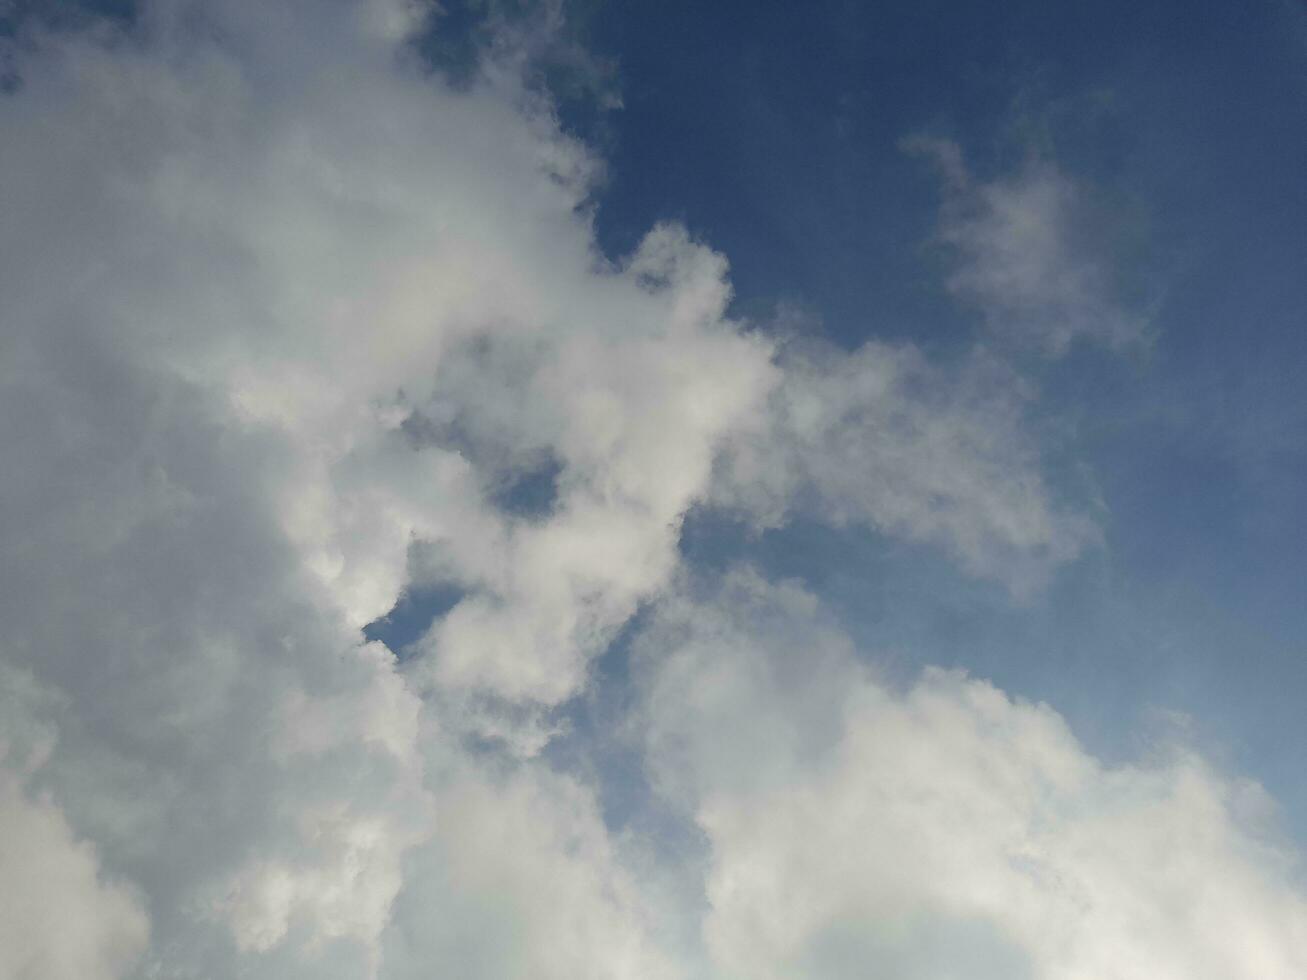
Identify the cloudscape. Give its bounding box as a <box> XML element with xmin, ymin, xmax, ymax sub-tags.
<box><xmin>2</xmin><ymin>1</ymin><xmax>1306</xmax><ymax>977</ymax></box>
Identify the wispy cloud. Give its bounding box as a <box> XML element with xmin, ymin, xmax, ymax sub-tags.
<box><xmin>907</xmin><ymin>135</ymin><xmax>1153</xmax><ymax>357</ymax></box>
<box><xmin>713</xmin><ymin>332</ymin><xmax>1096</xmax><ymax>594</ymax></box>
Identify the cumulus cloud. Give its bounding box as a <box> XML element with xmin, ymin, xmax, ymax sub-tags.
<box><xmin>0</xmin><ymin>2</ymin><xmax>1278</xmax><ymax>979</ymax></box>
<box><xmin>380</xmin><ymin>748</ymin><xmax>682</xmax><ymax>980</ymax></box>
<box><xmin>908</xmin><ymin>135</ymin><xmax>1152</xmax><ymax>356</ymax></box>
<box><xmin>635</xmin><ymin>571</ymin><xmax>1307</xmax><ymax>980</ymax></box>
<box><xmin>1</xmin><ymin>0</ymin><xmax>745</xmax><ymax>971</ymax></box>
<box><xmin>0</xmin><ymin>667</ymin><xmax>150</xmax><ymax>980</ymax></box>
<box><xmin>0</xmin><ymin>774</ymin><xmax>151</xmax><ymax>980</ymax></box>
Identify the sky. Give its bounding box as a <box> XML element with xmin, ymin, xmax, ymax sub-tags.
<box><xmin>1</xmin><ymin>1</ymin><xmax>1305</xmax><ymax>978</ymax></box>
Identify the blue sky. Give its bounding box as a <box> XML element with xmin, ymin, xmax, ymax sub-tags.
<box><xmin>3</xmin><ymin>1</ymin><xmax>1307</xmax><ymax>977</ymax></box>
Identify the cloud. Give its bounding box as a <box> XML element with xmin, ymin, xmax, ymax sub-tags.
<box><xmin>0</xmin><ymin>667</ymin><xmax>150</xmax><ymax>980</ymax></box>
<box><xmin>379</xmin><ymin>749</ymin><xmax>681</xmax><ymax>980</ymax></box>
<box><xmin>908</xmin><ymin>135</ymin><xmax>1152</xmax><ymax>356</ymax></box>
<box><xmin>0</xmin><ymin>772</ymin><xmax>151</xmax><ymax>980</ymax></box>
<box><xmin>0</xmin><ymin>2</ymin><xmax>1257</xmax><ymax>978</ymax></box>
<box><xmin>634</xmin><ymin>571</ymin><xmax>1307</xmax><ymax>979</ymax></box>
<box><xmin>1</xmin><ymin>0</ymin><xmax>745</xmax><ymax>972</ymax></box>
<box><xmin>712</xmin><ymin>334</ymin><xmax>1097</xmax><ymax>594</ymax></box>
<box><xmin>399</xmin><ymin>221</ymin><xmax>777</xmax><ymax>705</ymax></box>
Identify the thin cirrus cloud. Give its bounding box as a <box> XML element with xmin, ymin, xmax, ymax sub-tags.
<box><xmin>0</xmin><ymin>2</ymin><xmax>1299</xmax><ymax>979</ymax></box>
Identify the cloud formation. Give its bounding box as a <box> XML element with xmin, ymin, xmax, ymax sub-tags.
<box><xmin>636</xmin><ymin>572</ymin><xmax>1307</xmax><ymax>979</ymax></box>
<box><xmin>2</xmin><ymin>1</ymin><xmax>725</xmax><ymax>972</ymax></box>
<box><xmin>0</xmin><ymin>667</ymin><xmax>150</xmax><ymax>980</ymax></box>
<box><xmin>712</xmin><ymin>336</ymin><xmax>1096</xmax><ymax>593</ymax></box>
<box><xmin>0</xmin><ymin>2</ymin><xmax>1294</xmax><ymax>978</ymax></box>
<box><xmin>909</xmin><ymin>135</ymin><xmax>1152</xmax><ymax>356</ymax></box>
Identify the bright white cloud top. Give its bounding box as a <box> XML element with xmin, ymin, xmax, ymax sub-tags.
<box><xmin>0</xmin><ymin>2</ymin><xmax>1303</xmax><ymax>978</ymax></box>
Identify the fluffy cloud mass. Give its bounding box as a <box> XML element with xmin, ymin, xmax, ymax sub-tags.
<box><xmin>636</xmin><ymin>573</ymin><xmax>1307</xmax><ymax>980</ymax></box>
<box><xmin>0</xmin><ymin>1</ymin><xmax>1300</xmax><ymax>978</ymax></box>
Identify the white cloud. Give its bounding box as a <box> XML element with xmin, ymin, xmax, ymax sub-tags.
<box><xmin>1</xmin><ymin>0</ymin><xmax>748</xmax><ymax>972</ymax></box>
<box><xmin>713</xmin><ymin>335</ymin><xmax>1096</xmax><ymax>593</ymax></box>
<box><xmin>379</xmin><ymin>749</ymin><xmax>682</xmax><ymax>980</ymax></box>
<box><xmin>0</xmin><ymin>773</ymin><xmax>152</xmax><ymax>980</ymax></box>
<box><xmin>908</xmin><ymin>135</ymin><xmax>1151</xmax><ymax>356</ymax></box>
<box><xmin>635</xmin><ymin>571</ymin><xmax>1307</xmax><ymax>980</ymax></box>
<box><xmin>0</xmin><ymin>667</ymin><xmax>150</xmax><ymax>980</ymax></box>
<box><xmin>0</xmin><ymin>3</ymin><xmax>1253</xmax><ymax>979</ymax></box>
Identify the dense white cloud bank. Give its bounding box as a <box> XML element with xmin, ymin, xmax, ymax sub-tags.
<box><xmin>636</xmin><ymin>573</ymin><xmax>1307</xmax><ymax>980</ymax></box>
<box><xmin>1</xmin><ymin>1</ymin><xmax>739</xmax><ymax>972</ymax></box>
<box><xmin>0</xmin><ymin>1</ymin><xmax>1297</xmax><ymax>978</ymax></box>
<box><xmin>0</xmin><ymin>667</ymin><xmax>150</xmax><ymax>980</ymax></box>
